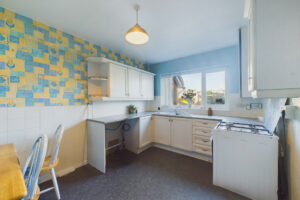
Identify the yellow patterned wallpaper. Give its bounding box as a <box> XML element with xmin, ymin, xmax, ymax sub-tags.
<box><xmin>0</xmin><ymin>7</ymin><xmax>145</xmax><ymax>107</ymax></box>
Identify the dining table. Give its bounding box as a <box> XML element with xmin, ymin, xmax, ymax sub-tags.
<box><xmin>0</xmin><ymin>143</ymin><xmax>27</xmax><ymax>200</ymax></box>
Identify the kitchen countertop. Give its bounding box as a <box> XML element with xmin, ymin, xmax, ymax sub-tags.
<box><xmin>87</xmin><ymin>111</ymin><xmax>263</xmax><ymax>125</ymax></box>
<box><xmin>88</xmin><ymin>112</ymin><xmax>154</xmax><ymax>124</ymax></box>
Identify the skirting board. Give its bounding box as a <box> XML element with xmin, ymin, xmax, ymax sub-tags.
<box><xmin>137</xmin><ymin>143</ymin><xmax>153</xmax><ymax>154</ymax></box>
<box><xmin>152</xmin><ymin>143</ymin><xmax>212</xmax><ymax>163</ymax></box>
<box><xmin>39</xmin><ymin>160</ymin><xmax>88</xmax><ymax>184</ymax></box>
<box><xmin>136</xmin><ymin>142</ymin><xmax>212</xmax><ymax>163</ymax></box>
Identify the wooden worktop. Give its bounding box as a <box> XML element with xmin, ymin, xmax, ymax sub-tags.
<box><xmin>0</xmin><ymin>144</ymin><xmax>27</xmax><ymax>200</ymax></box>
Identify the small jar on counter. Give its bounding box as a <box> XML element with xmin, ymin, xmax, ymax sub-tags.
<box><xmin>208</xmin><ymin>107</ymin><xmax>213</xmax><ymax>116</ymax></box>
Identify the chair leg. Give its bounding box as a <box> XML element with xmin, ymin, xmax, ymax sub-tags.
<box><xmin>51</xmin><ymin>168</ymin><xmax>61</xmax><ymax>200</ymax></box>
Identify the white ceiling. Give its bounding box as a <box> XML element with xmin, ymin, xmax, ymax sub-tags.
<box><xmin>1</xmin><ymin>0</ymin><xmax>247</xmax><ymax>64</ymax></box>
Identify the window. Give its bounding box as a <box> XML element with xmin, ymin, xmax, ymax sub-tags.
<box><xmin>206</xmin><ymin>71</ymin><xmax>226</xmax><ymax>105</ymax></box>
<box><xmin>173</xmin><ymin>73</ymin><xmax>202</xmax><ymax>106</ymax></box>
<box><xmin>160</xmin><ymin>69</ymin><xmax>227</xmax><ymax>109</ymax></box>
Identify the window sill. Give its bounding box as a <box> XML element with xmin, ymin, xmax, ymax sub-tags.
<box><xmin>160</xmin><ymin>105</ymin><xmax>229</xmax><ymax>111</ymax></box>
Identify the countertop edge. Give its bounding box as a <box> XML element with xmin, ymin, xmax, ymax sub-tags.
<box><xmin>87</xmin><ymin>112</ymin><xmax>154</xmax><ymax>124</ymax></box>
<box><xmin>152</xmin><ymin>114</ymin><xmax>222</xmax><ymax>121</ymax></box>
<box><xmin>87</xmin><ymin>112</ymin><xmax>262</xmax><ymax>125</ymax></box>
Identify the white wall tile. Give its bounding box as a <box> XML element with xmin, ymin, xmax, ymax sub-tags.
<box><xmin>7</xmin><ymin>130</ymin><xmax>27</xmax><ymax>152</ymax></box>
<box><xmin>0</xmin><ymin>107</ymin><xmax>7</xmax><ymax>119</ymax></box>
<box><xmin>7</xmin><ymin>118</ymin><xmax>25</xmax><ymax>132</ymax></box>
<box><xmin>7</xmin><ymin>107</ymin><xmax>25</xmax><ymax>120</ymax></box>
<box><xmin>24</xmin><ymin>127</ymin><xmax>41</xmax><ymax>144</ymax></box>
<box><xmin>0</xmin><ymin>107</ymin><xmax>7</xmax><ymax>134</ymax></box>
<box><xmin>151</xmin><ymin>94</ymin><xmax>264</xmax><ymax>119</ymax></box>
<box><xmin>91</xmin><ymin>101</ymin><xmax>146</xmax><ymax>118</ymax></box>
<box><xmin>24</xmin><ymin>107</ymin><xmax>40</xmax><ymax>129</ymax></box>
<box><xmin>25</xmin><ymin>117</ymin><xmax>40</xmax><ymax>130</ymax></box>
<box><xmin>1</xmin><ymin>100</ymin><xmax>147</xmax><ymax>177</ymax></box>
<box><xmin>87</xmin><ymin>104</ymin><xmax>93</xmax><ymax>119</ymax></box>
<box><xmin>40</xmin><ymin>106</ymin><xmax>58</xmax><ymax>135</ymax></box>
<box><xmin>0</xmin><ymin>133</ymin><xmax>7</xmax><ymax>145</ymax></box>
<box><xmin>24</xmin><ymin>107</ymin><xmax>40</xmax><ymax>119</ymax></box>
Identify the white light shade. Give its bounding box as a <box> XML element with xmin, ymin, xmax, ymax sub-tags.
<box><xmin>125</xmin><ymin>24</ymin><xmax>149</xmax><ymax>45</ymax></box>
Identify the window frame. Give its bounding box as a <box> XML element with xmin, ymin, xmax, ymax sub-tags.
<box><xmin>160</xmin><ymin>66</ymin><xmax>229</xmax><ymax>110</ymax></box>
<box><xmin>204</xmin><ymin>68</ymin><xmax>229</xmax><ymax>110</ymax></box>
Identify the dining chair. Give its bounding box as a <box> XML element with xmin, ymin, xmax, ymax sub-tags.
<box><xmin>22</xmin><ymin>134</ymin><xmax>48</xmax><ymax>200</ymax></box>
<box><xmin>40</xmin><ymin>124</ymin><xmax>64</xmax><ymax>200</ymax></box>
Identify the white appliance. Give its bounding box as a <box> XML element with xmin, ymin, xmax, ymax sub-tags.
<box><xmin>212</xmin><ymin>122</ymin><xmax>278</xmax><ymax>200</ymax></box>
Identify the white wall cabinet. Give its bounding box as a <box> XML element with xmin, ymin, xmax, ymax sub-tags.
<box><xmin>109</xmin><ymin>63</ymin><xmax>127</xmax><ymax>98</ymax></box>
<box><xmin>87</xmin><ymin>57</ymin><xmax>155</xmax><ymax>101</ymax></box>
<box><xmin>244</xmin><ymin>0</ymin><xmax>300</xmax><ymax>98</ymax></box>
<box><xmin>141</xmin><ymin>73</ymin><xmax>154</xmax><ymax>100</ymax></box>
<box><xmin>153</xmin><ymin>116</ymin><xmax>171</xmax><ymax>145</ymax></box>
<box><xmin>239</xmin><ymin>26</ymin><xmax>252</xmax><ymax>98</ymax></box>
<box><xmin>128</xmin><ymin>68</ymin><xmax>141</xmax><ymax>98</ymax></box>
<box><xmin>139</xmin><ymin>116</ymin><xmax>152</xmax><ymax>148</ymax></box>
<box><xmin>171</xmin><ymin>118</ymin><xmax>192</xmax><ymax>151</ymax></box>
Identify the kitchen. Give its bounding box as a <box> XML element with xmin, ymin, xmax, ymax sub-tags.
<box><xmin>0</xmin><ymin>0</ymin><xmax>299</xmax><ymax>200</ymax></box>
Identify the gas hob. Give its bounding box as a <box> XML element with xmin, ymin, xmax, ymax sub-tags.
<box><xmin>216</xmin><ymin>122</ymin><xmax>272</xmax><ymax>136</ymax></box>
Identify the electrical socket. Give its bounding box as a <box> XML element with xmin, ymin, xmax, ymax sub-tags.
<box><xmin>245</xmin><ymin>103</ymin><xmax>262</xmax><ymax>110</ymax></box>
<box><xmin>250</xmin><ymin>103</ymin><xmax>262</xmax><ymax>109</ymax></box>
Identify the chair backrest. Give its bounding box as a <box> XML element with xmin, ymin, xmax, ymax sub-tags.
<box><xmin>48</xmin><ymin>124</ymin><xmax>64</xmax><ymax>166</ymax></box>
<box><xmin>22</xmin><ymin>135</ymin><xmax>48</xmax><ymax>200</ymax></box>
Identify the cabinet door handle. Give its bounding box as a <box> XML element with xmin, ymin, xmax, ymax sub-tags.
<box><xmin>200</xmin><ymin>148</ymin><xmax>209</xmax><ymax>152</ymax></box>
<box><xmin>201</xmin><ymin>139</ymin><xmax>210</xmax><ymax>143</ymax></box>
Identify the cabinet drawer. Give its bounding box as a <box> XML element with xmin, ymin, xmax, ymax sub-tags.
<box><xmin>193</xmin><ymin>135</ymin><xmax>211</xmax><ymax>147</ymax></box>
<box><xmin>193</xmin><ymin>144</ymin><xmax>212</xmax><ymax>156</ymax></box>
<box><xmin>192</xmin><ymin>126</ymin><xmax>212</xmax><ymax>137</ymax></box>
<box><xmin>192</xmin><ymin>120</ymin><xmax>218</xmax><ymax>128</ymax></box>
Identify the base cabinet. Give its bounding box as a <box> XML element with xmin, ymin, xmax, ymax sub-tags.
<box><xmin>153</xmin><ymin>116</ymin><xmax>171</xmax><ymax>145</ymax></box>
<box><xmin>152</xmin><ymin>116</ymin><xmax>195</xmax><ymax>152</ymax></box>
<box><xmin>192</xmin><ymin>119</ymin><xmax>219</xmax><ymax>157</ymax></box>
<box><xmin>171</xmin><ymin>118</ymin><xmax>192</xmax><ymax>151</ymax></box>
<box><xmin>137</xmin><ymin>115</ymin><xmax>218</xmax><ymax>160</ymax></box>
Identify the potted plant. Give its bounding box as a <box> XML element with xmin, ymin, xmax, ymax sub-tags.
<box><xmin>128</xmin><ymin>104</ymin><xmax>137</xmax><ymax>114</ymax></box>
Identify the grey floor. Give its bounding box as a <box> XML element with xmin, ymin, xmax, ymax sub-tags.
<box><xmin>40</xmin><ymin>147</ymin><xmax>248</xmax><ymax>200</ymax></box>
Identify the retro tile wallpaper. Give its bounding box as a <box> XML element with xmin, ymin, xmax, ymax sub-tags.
<box><xmin>0</xmin><ymin>7</ymin><xmax>145</xmax><ymax>107</ymax></box>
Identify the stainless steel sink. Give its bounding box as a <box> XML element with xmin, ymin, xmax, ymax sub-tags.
<box><xmin>156</xmin><ymin>111</ymin><xmax>191</xmax><ymax>117</ymax></box>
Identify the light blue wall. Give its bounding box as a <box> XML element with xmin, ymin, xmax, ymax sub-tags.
<box><xmin>149</xmin><ymin>45</ymin><xmax>240</xmax><ymax>96</ymax></box>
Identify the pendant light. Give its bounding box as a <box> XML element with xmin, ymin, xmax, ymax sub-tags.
<box><xmin>125</xmin><ymin>5</ymin><xmax>149</xmax><ymax>45</ymax></box>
